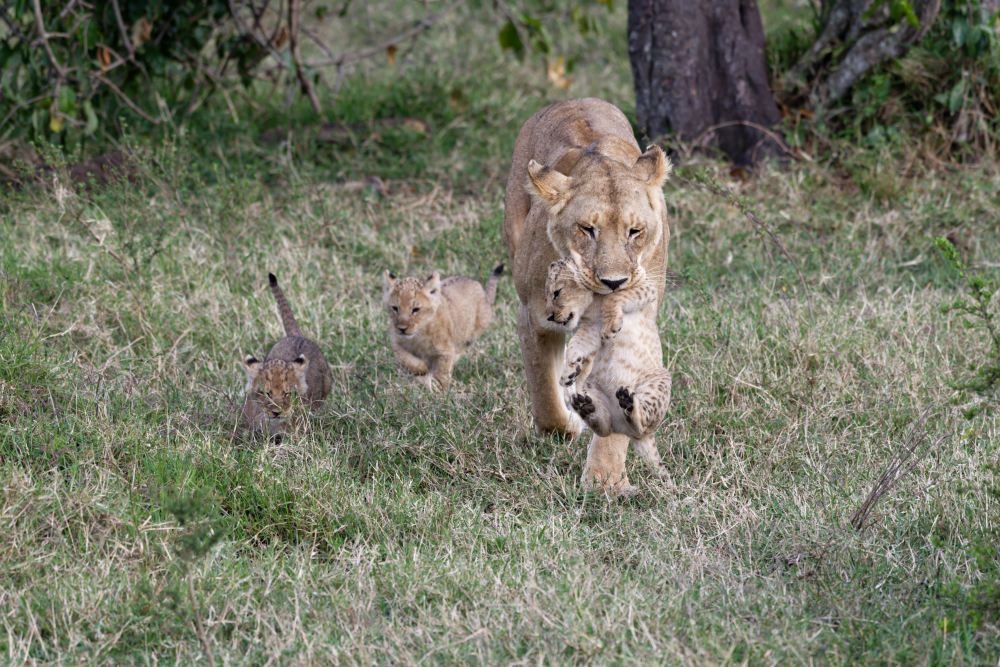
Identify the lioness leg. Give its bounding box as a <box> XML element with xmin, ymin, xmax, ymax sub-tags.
<box><xmin>581</xmin><ymin>432</ymin><xmax>636</xmax><ymax>495</ymax></box>
<box><xmin>517</xmin><ymin>304</ymin><xmax>578</xmax><ymax>435</ymax></box>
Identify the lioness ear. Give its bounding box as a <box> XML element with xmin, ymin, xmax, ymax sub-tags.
<box><xmin>634</xmin><ymin>145</ymin><xmax>672</xmax><ymax>188</ymax></box>
<box><xmin>526</xmin><ymin>159</ymin><xmax>573</xmax><ymax>210</ymax></box>
<box><xmin>424</xmin><ymin>271</ymin><xmax>441</xmax><ymax>294</ymax></box>
<box><xmin>243</xmin><ymin>355</ymin><xmax>261</xmax><ymax>378</ymax></box>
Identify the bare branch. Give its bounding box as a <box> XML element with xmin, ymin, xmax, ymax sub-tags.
<box><xmin>288</xmin><ymin>0</ymin><xmax>321</xmax><ymax>112</ymax></box>
<box><xmin>304</xmin><ymin>0</ymin><xmax>466</xmax><ymax>68</ymax></box>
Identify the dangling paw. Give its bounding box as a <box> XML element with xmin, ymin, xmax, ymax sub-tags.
<box><xmin>571</xmin><ymin>392</ymin><xmax>595</xmax><ymax>420</ymax></box>
<box><xmin>600</xmin><ymin>314</ymin><xmax>623</xmax><ymax>341</ymax></box>
<box><xmin>561</xmin><ymin>357</ymin><xmax>585</xmax><ymax>387</ymax></box>
<box><xmin>616</xmin><ymin>386</ymin><xmax>635</xmax><ymax>417</ymax></box>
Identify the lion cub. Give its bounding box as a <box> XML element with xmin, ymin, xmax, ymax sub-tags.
<box><xmin>383</xmin><ymin>264</ymin><xmax>504</xmax><ymax>391</ymax></box>
<box><xmin>545</xmin><ymin>257</ymin><xmax>671</xmax><ymax>477</ymax></box>
<box><xmin>241</xmin><ymin>273</ymin><xmax>332</xmax><ymax>437</ymax></box>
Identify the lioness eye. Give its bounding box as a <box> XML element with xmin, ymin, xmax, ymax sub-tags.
<box><xmin>391</xmin><ymin>306</ymin><xmax>398</xmax><ymax>312</ymax></box>
<box><xmin>629</xmin><ymin>228</ymin><xmax>642</xmax><ymax>238</ymax></box>
<box><xmin>412</xmin><ymin>307</ymin><xmax>420</xmax><ymax>313</ymax></box>
<box><xmin>580</xmin><ymin>225</ymin><xmax>596</xmax><ymax>238</ymax></box>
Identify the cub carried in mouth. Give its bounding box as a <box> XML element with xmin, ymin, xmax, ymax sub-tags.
<box><xmin>241</xmin><ymin>273</ymin><xmax>332</xmax><ymax>437</ymax></box>
<box><xmin>545</xmin><ymin>256</ymin><xmax>671</xmax><ymax>479</ymax></box>
<box><xmin>383</xmin><ymin>264</ymin><xmax>504</xmax><ymax>392</ymax></box>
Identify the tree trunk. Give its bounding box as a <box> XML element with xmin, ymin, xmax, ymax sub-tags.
<box><xmin>628</xmin><ymin>0</ymin><xmax>782</xmax><ymax>166</ymax></box>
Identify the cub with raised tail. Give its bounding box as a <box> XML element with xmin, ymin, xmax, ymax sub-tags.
<box><xmin>241</xmin><ymin>273</ymin><xmax>332</xmax><ymax>437</ymax></box>
<box><xmin>545</xmin><ymin>257</ymin><xmax>671</xmax><ymax>481</ymax></box>
<box><xmin>383</xmin><ymin>264</ymin><xmax>504</xmax><ymax>392</ymax></box>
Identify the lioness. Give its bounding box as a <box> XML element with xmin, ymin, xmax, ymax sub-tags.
<box><xmin>502</xmin><ymin>97</ymin><xmax>670</xmax><ymax>494</ymax></box>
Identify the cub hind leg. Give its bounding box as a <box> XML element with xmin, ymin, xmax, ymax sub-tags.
<box><xmin>632</xmin><ymin>434</ymin><xmax>671</xmax><ymax>480</ymax></box>
<box><xmin>615</xmin><ymin>367</ymin><xmax>672</xmax><ymax>437</ymax></box>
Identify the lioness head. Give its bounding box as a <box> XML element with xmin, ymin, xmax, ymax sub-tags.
<box><xmin>383</xmin><ymin>271</ymin><xmax>442</xmax><ymax>337</ymax></box>
<box><xmin>242</xmin><ymin>354</ymin><xmax>310</xmax><ymax>420</ymax></box>
<box><xmin>544</xmin><ymin>257</ymin><xmax>594</xmax><ymax>331</ymax></box>
<box><xmin>526</xmin><ymin>144</ymin><xmax>671</xmax><ymax>295</ymax></box>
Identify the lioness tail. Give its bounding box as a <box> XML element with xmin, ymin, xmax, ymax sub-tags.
<box><xmin>268</xmin><ymin>273</ymin><xmax>304</xmax><ymax>338</ymax></box>
<box><xmin>484</xmin><ymin>263</ymin><xmax>504</xmax><ymax>307</ymax></box>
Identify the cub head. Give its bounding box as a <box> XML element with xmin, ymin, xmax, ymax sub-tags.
<box><xmin>242</xmin><ymin>354</ymin><xmax>310</xmax><ymax>420</ymax></box>
<box><xmin>383</xmin><ymin>270</ymin><xmax>442</xmax><ymax>337</ymax></box>
<box><xmin>544</xmin><ymin>258</ymin><xmax>594</xmax><ymax>331</ymax></box>
<box><xmin>527</xmin><ymin>144</ymin><xmax>671</xmax><ymax>295</ymax></box>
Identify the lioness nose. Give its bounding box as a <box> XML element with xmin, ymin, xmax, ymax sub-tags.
<box><xmin>601</xmin><ymin>277</ymin><xmax>626</xmax><ymax>291</ymax></box>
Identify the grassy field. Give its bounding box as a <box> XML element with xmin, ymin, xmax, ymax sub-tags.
<box><xmin>2</xmin><ymin>2</ymin><xmax>1000</xmax><ymax>664</ymax></box>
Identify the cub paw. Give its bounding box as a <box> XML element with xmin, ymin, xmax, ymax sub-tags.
<box><xmin>600</xmin><ymin>318</ymin><xmax>623</xmax><ymax>341</ymax></box>
<box><xmin>571</xmin><ymin>392</ymin><xmax>595</xmax><ymax>419</ymax></box>
<box><xmin>616</xmin><ymin>386</ymin><xmax>635</xmax><ymax>416</ymax></box>
<box><xmin>561</xmin><ymin>358</ymin><xmax>584</xmax><ymax>386</ymax></box>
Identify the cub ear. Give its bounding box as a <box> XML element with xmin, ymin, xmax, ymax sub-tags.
<box><xmin>243</xmin><ymin>355</ymin><xmax>261</xmax><ymax>378</ymax></box>
<box><xmin>526</xmin><ymin>159</ymin><xmax>573</xmax><ymax>210</ymax></box>
<box><xmin>383</xmin><ymin>270</ymin><xmax>397</xmax><ymax>286</ymax></box>
<box><xmin>633</xmin><ymin>145</ymin><xmax>672</xmax><ymax>188</ymax></box>
<box><xmin>424</xmin><ymin>271</ymin><xmax>441</xmax><ymax>294</ymax></box>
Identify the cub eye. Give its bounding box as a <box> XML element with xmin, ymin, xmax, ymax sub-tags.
<box><xmin>628</xmin><ymin>228</ymin><xmax>642</xmax><ymax>238</ymax></box>
<box><xmin>265</xmin><ymin>391</ymin><xmax>272</xmax><ymax>398</ymax></box>
<box><xmin>579</xmin><ymin>225</ymin><xmax>596</xmax><ymax>239</ymax></box>
<box><xmin>283</xmin><ymin>392</ymin><xmax>290</xmax><ymax>398</ymax></box>
<box><xmin>552</xmin><ymin>288</ymin><xmax>561</xmax><ymax>299</ymax></box>
<box><xmin>391</xmin><ymin>306</ymin><xmax>398</xmax><ymax>312</ymax></box>
<box><xmin>412</xmin><ymin>307</ymin><xmax>420</xmax><ymax>313</ymax></box>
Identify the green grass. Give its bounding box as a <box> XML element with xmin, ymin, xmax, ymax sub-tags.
<box><xmin>2</xmin><ymin>1</ymin><xmax>1000</xmax><ymax>663</ymax></box>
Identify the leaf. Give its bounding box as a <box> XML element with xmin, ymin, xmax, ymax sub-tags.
<box><xmin>546</xmin><ymin>56</ymin><xmax>571</xmax><ymax>89</ymax></box>
<box><xmin>498</xmin><ymin>20</ymin><xmax>524</xmax><ymax>58</ymax></box>
<box><xmin>83</xmin><ymin>100</ymin><xmax>98</xmax><ymax>135</ymax></box>
<box><xmin>386</xmin><ymin>44</ymin><xmax>397</xmax><ymax>66</ymax></box>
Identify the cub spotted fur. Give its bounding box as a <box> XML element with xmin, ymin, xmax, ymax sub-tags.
<box><xmin>545</xmin><ymin>257</ymin><xmax>671</xmax><ymax>483</ymax></box>
<box><xmin>241</xmin><ymin>273</ymin><xmax>332</xmax><ymax>437</ymax></box>
<box><xmin>383</xmin><ymin>264</ymin><xmax>504</xmax><ymax>391</ymax></box>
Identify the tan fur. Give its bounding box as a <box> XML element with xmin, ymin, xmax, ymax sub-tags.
<box><xmin>383</xmin><ymin>264</ymin><xmax>503</xmax><ymax>392</ymax></box>
<box><xmin>502</xmin><ymin>97</ymin><xmax>672</xmax><ymax>494</ymax></box>
<box><xmin>241</xmin><ymin>273</ymin><xmax>332</xmax><ymax>438</ymax></box>
<box><xmin>545</xmin><ymin>257</ymin><xmax>671</xmax><ymax>482</ymax></box>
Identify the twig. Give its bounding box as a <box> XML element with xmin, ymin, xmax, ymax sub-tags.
<box><xmin>689</xmin><ymin>120</ymin><xmax>808</xmax><ymax>162</ymax></box>
<box><xmin>287</xmin><ymin>0</ymin><xmax>321</xmax><ymax>112</ymax></box>
<box><xmin>90</xmin><ymin>72</ymin><xmax>160</xmax><ymax>124</ymax></box>
<box><xmin>678</xmin><ymin>174</ymin><xmax>814</xmax><ymax>320</ymax></box>
<box><xmin>31</xmin><ymin>0</ymin><xmax>68</xmax><ymax>77</ymax></box>
<box><xmin>850</xmin><ymin>411</ymin><xmax>946</xmax><ymax>531</ymax></box>
<box><xmin>188</xmin><ymin>577</ymin><xmax>216</xmax><ymax>665</ymax></box>
<box><xmin>304</xmin><ymin>0</ymin><xmax>466</xmax><ymax>67</ymax></box>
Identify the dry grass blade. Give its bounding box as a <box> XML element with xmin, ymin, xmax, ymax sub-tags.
<box><xmin>850</xmin><ymin>411</ymin><xmax>947</xmax><ymax>532</ymax></box>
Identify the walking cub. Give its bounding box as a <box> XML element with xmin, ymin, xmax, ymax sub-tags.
<box><xmin>241</xmin><ymin>273</ymin><xmax>332</xmax><ymax>437</ymax></box>
<box><xmin>383</xmin><ymin>264</ymin><xmax>504</xmax><ymax>391</ymax></box>
<box><xmin>545</xmin><ymin>257</ymin><xmax>671</xmax><ymax>477</ymax></box>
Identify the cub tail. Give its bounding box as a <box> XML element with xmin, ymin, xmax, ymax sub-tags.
<box><xmin>268</xmin><ymin>273</ymin><xmax>304</xmax><ymax>338</ymax></box>
<box><xmin>484</xmin><ymin>263</ymin><xmax>504</xmax><ymax>307</ymax></box>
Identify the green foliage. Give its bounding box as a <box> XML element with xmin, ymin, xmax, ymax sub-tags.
<box><xmin>0</xmin><ymin>0</ymin><xmax>241</xmax><ymax>146</ymax></box>
<box><xmin>935</xmin><ymin>237</ymin><xmax>1000</xmax><ymax>417</ymax></box>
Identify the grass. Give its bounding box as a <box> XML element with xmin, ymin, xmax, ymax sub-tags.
<box><xmin>2</xmin><ymin>1</ymin><xmax>1000</xmax><ymax>663</ymax></box>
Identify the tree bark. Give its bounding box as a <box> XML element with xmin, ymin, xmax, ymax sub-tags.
<box><xmin>628</xmin><ymin>0</ymin><xmax>782</xmax><ymax>166</ymax></box>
